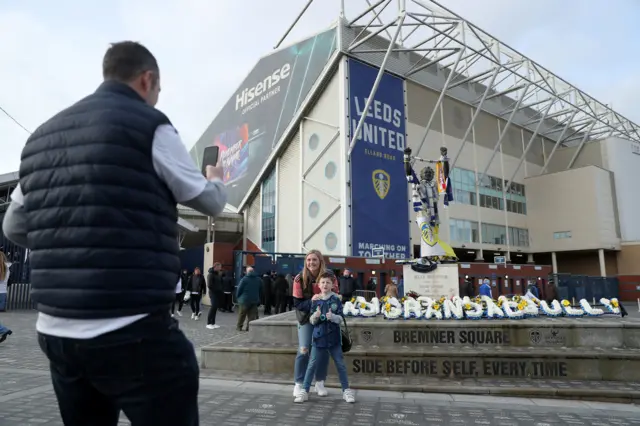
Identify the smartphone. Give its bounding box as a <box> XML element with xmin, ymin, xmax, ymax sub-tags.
<box><xmin>201</xmin><ymin>146</ymin><xmax>219</xmax><ymax>176</ymax></box>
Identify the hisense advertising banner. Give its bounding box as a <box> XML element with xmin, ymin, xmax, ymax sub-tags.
<box><xmin>190</xmin><ymin>29</ymin><xmax>337</xmax><ymax>209</ymax></box>
<box><xmin>348</xmin><ymin>59</ymin><xmax>410</xmax><ymax>260</ymax></box>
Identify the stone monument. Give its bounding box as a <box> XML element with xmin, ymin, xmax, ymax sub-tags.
<box><xmin>400</xmin><ymin>146</ymin><xmax>459</xmax><ymax>297</ymax></box>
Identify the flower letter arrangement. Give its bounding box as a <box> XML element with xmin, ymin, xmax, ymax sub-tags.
<box><xmin>342</xmin><ymin>295</ymin><xmax>622</xmax><ymax>320</ymax></box>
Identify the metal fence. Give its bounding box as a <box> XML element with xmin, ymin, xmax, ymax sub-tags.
<box><xmin>551</xmin><ymin>273</ymin><xmax>619</xmax><ymax>302</ymax></box>
<box><xmin>6</xmin><ymin>283</ymin><xmax>36</xmax><ymax>311</ymax></box>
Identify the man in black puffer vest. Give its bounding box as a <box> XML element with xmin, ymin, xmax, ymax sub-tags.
<box><xmin>2</xmin><ymin>42</ymin><xmax>227</xmax><ymax>426</ymax></box>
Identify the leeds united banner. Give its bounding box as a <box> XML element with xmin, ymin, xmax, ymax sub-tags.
<box><xmin>348</xmin><ymin>59</ymin><xmax>410</xmax><ymax>259</ymax></box>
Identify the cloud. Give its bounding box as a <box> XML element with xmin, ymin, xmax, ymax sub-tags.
<box><xmin>1</xmin><ymin>0</ymin><xmax>638</xmax><ymax>174</ymax></box>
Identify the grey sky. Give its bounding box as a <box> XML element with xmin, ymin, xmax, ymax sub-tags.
<box><xmin>1</xmin><ymin>0</ymin><xmax>638</xmax><ymax>174</ymax></box>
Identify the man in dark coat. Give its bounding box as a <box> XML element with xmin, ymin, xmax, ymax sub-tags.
<box><xmin>339</xmin><ymin>269</ymin><xmax>357</xmax><ymax>301</ymax></box>
<box><xmin>236</xmin><ymin>267</ymin><xmax>262</xmax><ymax>331</ymax></box>
<box><xmin>206</xmin><ymin>262</ymin><xmax>224</xmax><ymax>329</ymax></box>
<box><xmin>262</xmin><ymin>273</ymin><xmax>273</xmax><ymax>315</ymax></box>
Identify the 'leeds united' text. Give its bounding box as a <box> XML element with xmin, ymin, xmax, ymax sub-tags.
<box><xmin>352</xmin><ymin>97</ymin><xmax>405</xmax><ymax>152</ymax></box>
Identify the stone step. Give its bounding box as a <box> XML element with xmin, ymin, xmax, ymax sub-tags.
<box><xmin>200</xmin><ymin>369</ymin><xmax>640</xmax><ymax>404</ymax></box>
<box><xmin>249</xmin><ymin>312</ymin><xmax>640</xmax><ymax>349</ymax></box>
<box><xmin>201</xmin><ymin>341</ymin><xmax>640</xmax><ymax>382</ymax></box>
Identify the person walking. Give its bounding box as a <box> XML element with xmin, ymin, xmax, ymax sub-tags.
<box><xmin>273</xmin><ymin>273</ymin><xmax>288</xmax><ymax>314</ymax></box>
<box><xmin>235</xmin><ymin>267</ymin><xmax>262</xmax><ymax>331</ymax></box>
<box><xmin>285</xmin><ymin>273</ymin><xmax>294</xmax><ymax>311</ymax></box>
<box><xmin>206</xmin><ymin>262</ymin><xmax>223</xmax><ymax>329</ymax></box>
<box><xmin>262</xmin><ymin>272</ymin><xmax>273</xmax><ymax>315</ymax></box>
<box><xmin>1</xmin><ymin>41</ymin><xmax>227</xmax><ymax>426</ymax></box>
<box><xmin>0</xmin><ymin>252</ymin><xmax>12</xmax><ymax>343</ymax></box>
<box><xmin>187</xmin><ymin>267</ymin><xmax>206</xmax><ymax>320</ymax></box>
<box><xmin>171</xmin><ymin>271</ymin><xmax>184</xmax><ymax>317</ymax></box>
<box><xmin>222</xmin><ymin>272</ymin><xmax>235</xmax><ymax>312</ymax></box>
<box><xmin>0</xmin><ymin>251</ymin><xmax>9</xmax><ymax>312</ymax></box>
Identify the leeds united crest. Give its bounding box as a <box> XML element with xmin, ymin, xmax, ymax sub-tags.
<box><xmin>372</xmin><ymin>169</ymin><xmax>391</xmax><ymax>200</ymax></box>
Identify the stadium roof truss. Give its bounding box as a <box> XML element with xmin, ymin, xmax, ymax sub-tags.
<box><xmin>279</xmin><ymin>0</ymin><xmax>640</xmax><ymax>186</ymax></box>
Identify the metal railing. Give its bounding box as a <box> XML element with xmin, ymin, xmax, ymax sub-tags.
<box><xmin>6</xmin><ymin>283</ymin><xmax>36</xmax><ymax>311</ymax></box>
<box><xmin>354</xmin><ymin>290</ymin><xmax>377</xmax><ymax>302</ymax></box>
<box><xmin>551</xmin><ymin>273</ymin><xmax>619</xmax><ymax>302</ymax></box>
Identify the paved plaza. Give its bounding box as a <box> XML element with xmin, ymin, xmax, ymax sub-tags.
<box><xmin>1</xmin><ymin>309</ymin><xmax>640</xmax><ymax>425</ymax></box>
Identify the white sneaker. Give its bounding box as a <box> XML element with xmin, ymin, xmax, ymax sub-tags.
<box><xmin>176</xmin><ymin>311</ymin><xmax>182</xmax><ymax>317</ymax></box>
<box><xmin>314</xmin><ymin>381</ymin><xmax>329</xmax><ymax>397</ymax></box>
<box><xmin>194</xmin><ymin>315</ymin><xmax>200</xmax><ymax>321</ymax></box>
<box><xmin>293</xmin><ymin>390</ymin><xmax>308</xmax><ymax>403</ymax></box>
<box><xmin>191</xmin><ymin>313</ymin><xmax>195</xmax><ymax>319</ymax></box>
<box><xmin>293</xmin><ymin>383</ymin><xmax>302</xmax><ymax>397</ymax></box>
<box><xmin>171</xmin><ymin>314</ymin><xmax>174</xmax><ymax>318</ymax></box>
<box><xmin>213</xmin><ymin>324</ymin><xmax>221</xmax><ymax>329</ymax></box>
<box><xmin>343</xmin><ymin>389</ymin><xmax>355</xmax><ymax>403</ymax></box>
<box><xmin>206</xmin><ymin>324</ymin><xmax>215</xmax><ymax>330</ymax></box>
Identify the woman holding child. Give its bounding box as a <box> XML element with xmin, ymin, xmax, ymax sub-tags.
<box><xmin>292</xmin><ymin>249</ymin><xmax>355</xmax><ymax>403</ymax></box>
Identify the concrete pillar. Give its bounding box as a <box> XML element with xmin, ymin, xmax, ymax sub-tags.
<box><xmin>526</xmin><ymin>253</ymin><xmax>535</xmax><ymax>264</ymax></box>
<box><xmin>551</xmin><ymin>252</ymin><xmax>558</xmax><ymax>274</ymax></box>
<box><xmin>475</xmin><ymin>249</ymin><xmax>484</xmax><ymax>261</ymax></box>
<box><xmin>242</xmin><ymin>209</ymin><xmax>248</xmax><ymax>252</ymax></box>
<box><xmin>598</xmin><ymin>249</ymin><xmax>606</xmax><ymax>277</ymax></box>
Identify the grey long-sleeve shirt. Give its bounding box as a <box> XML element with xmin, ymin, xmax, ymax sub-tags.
<box><xmin>3</xmin><ymin>124</ymin><xmax>227</xmax><ymax>248</ymax></box>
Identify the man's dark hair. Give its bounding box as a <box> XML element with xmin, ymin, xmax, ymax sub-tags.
<box><xmin>102</xmin><ymin>41</ymin><xmax>159</xmax><ymax>84</ymax></box>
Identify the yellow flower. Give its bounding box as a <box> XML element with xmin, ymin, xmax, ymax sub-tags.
<box><xmin>439</xmin><ymin>297</ymin><xmax>446</xmax><ymax>304</ymax></box>
<box><xmin>612</xmin><ymin>300</ymin><xmax>619</xmax><ymax>308</ymax></box>
<box><xmin>464</xmin><ymin>303</ymin><xmax>471</xmax><ymax>310</ymax></box>
<box><xmin>432</xmin><ymin>303</ymin><xmax>440</xmax><ymax>310</ymax></box>
<box><xmin>385</xmin><ymin>303</ymin><xmax>391</xmax><ymax>311</ymax></box>
<box><xmin>350</xmin><ymin>298</ymin><xmax>356</xmax><ymax>303</ymax></box>
<box><xmin>497</xmin><ymin>300</ymin><xmax>503</xmax><ymax>307</ymax></box>
<box><xmin>517</xmin><ymin>302</ymin><xmax>526</xmax><ymax>311</ymax></box>
<box><xmin>359</xmin><ymin>303</ymin><xmax>367</xmax><ymax>309</ymax></box>
<box><xmin>561</xmin><ymin>300</ymin><xmax>570</xmax><ymax>307</ymax></box>
<box><xmin>400</xmin><ymin>297</ymin><xmax>406</xmax><ymax>303</ymax></box>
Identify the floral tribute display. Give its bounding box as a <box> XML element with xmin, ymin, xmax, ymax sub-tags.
<box><xmin>343</xmin><ymin>294</ymin><xmax>622</xmax><ymax>320</ymax></box>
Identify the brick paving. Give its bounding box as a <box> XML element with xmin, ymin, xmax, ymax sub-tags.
<box><xmin>2</xmin><ymin>310</ymin><xmax>640</xmax><ymax>425</ymax></box>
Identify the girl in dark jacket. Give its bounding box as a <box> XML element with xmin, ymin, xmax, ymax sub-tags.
<box><xmin>187</xmin><ymin>267</ymin><xmax>207</xmax><ymax>320</ymax></box>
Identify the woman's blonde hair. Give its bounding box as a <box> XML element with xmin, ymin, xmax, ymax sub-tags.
<box><xmin>301</xmin><ymin>249</ymin><xmax>326</xmax><ymax>290</ymax></box>
<box><xmin>0</xmin><ymin>252</ymin><xmax>7</xmax><ymax>282</ymax></box>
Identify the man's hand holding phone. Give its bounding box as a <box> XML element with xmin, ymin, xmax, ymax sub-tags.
<box><xmin>206</xmin><ymin>165</ymin><xmax>224</xmax><ymax>181</ymax></box>
<box><xmin>202</xmin><ymin>146</ymin><xmax>223</xmax><ymax>181</ymax></box>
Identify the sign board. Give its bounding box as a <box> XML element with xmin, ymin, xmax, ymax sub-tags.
<box><xmin>189</xmin><ymin>29</ymin><xmax>337</xmax><ymax>209</ymax></box>
<box><xmin>348</xmin><ymin>58</ymin><xmax>410</xmax><ymax>260</ymax></box>
<box><xmin>494</xmin><ymin>256</ymin><xmax>506</xmax><ymax>265</ymax></box>
<box><xmin>402</xmin><ymin>264</ymin><xmax>459</xmax><ymax>298</ymax></box>
<box><xmin>371</xmin><ymin>246</ymin><xmax>385</xmax><ymax>258</ymax></box>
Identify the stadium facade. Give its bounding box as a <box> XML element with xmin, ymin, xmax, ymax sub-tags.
<box><xmin>188</xmin><ymin>0</ymin><xmax>640</xmax><ymax>278</ymax></box>
<box><xmin>3</xmin><ymin>1</ymin><xmax>639</xmax><ymax>279</ymax></box>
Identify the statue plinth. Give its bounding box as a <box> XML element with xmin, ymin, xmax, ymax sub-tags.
<box><xmin>403</xmin><ymin>263</ymin><xmax>460</xmax><ymax>299</ymax></box>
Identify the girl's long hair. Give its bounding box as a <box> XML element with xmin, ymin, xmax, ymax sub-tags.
<box><xmin>301</xmin><ymin>249</ymin><xmax>326</xmax><ymax>290</ymax></box>
<box><xmin>0</xmin><ymin>252</ymin><xmax>7</xmax><ymax>282</ymax></box>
